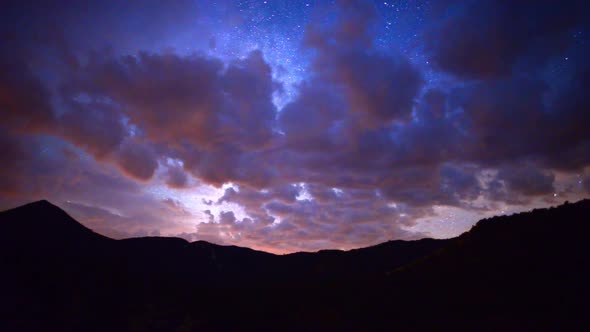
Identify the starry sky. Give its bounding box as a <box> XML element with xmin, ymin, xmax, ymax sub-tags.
<box><xmin>1</xmin><ymin>0</ymin><xmax>589</xmax><ymax>253</ymax></box>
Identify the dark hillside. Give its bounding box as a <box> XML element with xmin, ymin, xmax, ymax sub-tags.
<box><xmin>0</xmin><ymin>199</ymin><xmax>588</xmax><ymax>331</ymax></box>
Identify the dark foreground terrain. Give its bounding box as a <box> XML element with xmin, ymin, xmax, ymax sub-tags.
<box><xmin>0</xmin><ymin>199</ymin><xmax>588</xmax><ymax>331</ymax></box>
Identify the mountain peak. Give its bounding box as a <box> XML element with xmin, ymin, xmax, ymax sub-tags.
<box><xmin>22</xmin><ymin>199</ymin><xmax>57</xmax><ymax>209</ymax></box>
<box><xmin>4</xmin><ymin>199</ymin><xmax>76</xmax><ymax>222</ymax></box>
<box><xmin>0</xmin><ymin>199</ymin><xmax>110</xmax><ymax>247</ymax></box>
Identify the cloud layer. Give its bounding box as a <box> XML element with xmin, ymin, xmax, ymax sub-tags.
<box><xmin>1</xmin><ymin>0</ymin><xmax>588</xmax><ymax>252</ymax></box>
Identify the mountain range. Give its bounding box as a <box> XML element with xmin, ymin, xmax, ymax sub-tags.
<box><xmin>0</xmin><ymin>199</ymin><xmax>588</xmax><ymax>331</ymax></box>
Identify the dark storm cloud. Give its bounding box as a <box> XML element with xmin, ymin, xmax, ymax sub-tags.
<box><xmin>34</xmin><ymin>92</ymin><xmax>159</xmax><ymax>182</ymax></box>
<box><xmin>378</xmin><ymin>163</ymin><xmax>483</xmax><ymax>207</ymax></box>
<box><xmin>378</xmin><ymin>69</ymin><xmax>590</xmax><ymax>176</ymax></box>
<box><xmin>496</xmin><ymin>165</ymin><xmax>555</xmax><ymax>197</ymax></box>
<box><xmin>279</xmin><ymin>82</ymin><xmax>349</xmax><ymax>152</ymax></box>
<box><xmin>3</xmin><ymin>42</ymin><xmax>280</xmax><ymax>185</ymax></box>
<box><xmin>483</xmin><ymin>166</ymin><xmax>556</xmax><ymax>206</ymax></box>
<box><xmin>219</xmin><ymin>211</ymin><xmax>237</xmax><ymax>225</ymax></box>
<box><xmin>449</xmin><ymin>78</ymin><xmax>550</xmax><ymax>162</ymax></box>
<box><xmin>425</xmin><ymin>0</ymin><xmax>589</xmax><ymax>78</ymax></box>
<box><xmin>0</xmin><ymin>54</ymin><xmax>55</xmax><ymax>134</ymax></box>
<box><xmin>58</xmin><ymin>99</ymin><xmax>127</xmax><ymax>159</ymax></box>
<box><xmin>543</xmin><ymin>66</ymin><xmax>590</xmax><ymax>170</ymax></box>
<box><xmin>304</xmin><ymin>1</ymin><xmax>423</xmax><ymax>127</ymax></box>
<box><xmin>113</xmin><ymin>139</ymin><xmax>159</xmax><ymax>181</ymax></box>
<box><xmin>446</xmin><ymin>74</ymin><xmax>590</xmax><ymax>170</ymax></box>
<box><xmin>439</xmin><ymin>164</ymin><xmax>482</xmax><ymax>202</ymax></box>
<box><xmin>62</xmin><ymin>50</ymin><xmax>279</xmax><ymax>187</ymax></box>
<box><xmin>382</xmin><ymin>89</ymin><xmax>465</xmax><ymax>168</ymax></box>
<box><xmin>0</xmin><ymin>44</ymin><xmax>161</xmax><ymax>182</ymax></box>
<box><xmin>163</xmin><ymin>164</ymin><xmax>189</xmax><ymax>189</ymax></box>
<box><xmin>65</xmin><ymin>50</ymin><xmax>277</xmax><ymax>150</ymax></box>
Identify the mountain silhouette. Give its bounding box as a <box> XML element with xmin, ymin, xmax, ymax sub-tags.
<box><xmin>0</xmin><ymin>199</ymin><xmax>588</xmax><ymax>331</ymax></box>
<box><xmin>0</xmin><ymin>200</ymin><xmax>112</xmax><ymax>248</ymax></box>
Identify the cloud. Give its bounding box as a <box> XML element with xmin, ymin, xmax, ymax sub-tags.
<box><xmin>211</xmin><ymin>183</ymin><xmax>428</xmax><ymax>252</ymax></box>
<box><xmin>495</xmin><ymin>165</ymin><xmax>555</xmax><ymax>197</ymax></box>
<box><xmin>0</xmin><ymin>0</ymin><xmax>588</xmax><ymax>253</ymax></box>
<box><xmin>62</xmin><ymin>50</ymin><xmax>280</xmax><ymax>187</ymax></box>
<box><xmin>163</xmin><ymin>164</ymin><xmax>189</xmax><ymax>189</ymax></box>
<box><xmin>66</xmin><ymin>50</ymin><xmax>277</xmax><ymax>150</ymax></box>
<box><xmin>1</xmin><ymin>44</ymin><xmax>160</xmax><ymax>182</ymax></box>
<box><xmin>304</xmin><ymin>1</ymin><xmax>423</xmax><ymax>127</ymax></box>
<box><xmin>58</xmin><ymin>99</ymin><xmax>127</xmax><ymax>159</ymax></box>
<box><xmin>0</xmin><ymin>53</ymin><xmax>55</xmax><ymax>134</ymax></box>
<box><xmin>219</xmin><ymin>211</ymin><xmax>237</xmax><ymax>225</ymax></box>
<box><xmin>113</xmin><ymin>139</ymin><xmax>158</xmax><ymax>181</ymax></box>
<box><xmin>425</xmin><ymin>0</ymin><xmax>588</xmax><ymax>79</ymax></box>
<box><xmin>161</xmin><ymin>198</ymin><xmax>192</xmax><ymax>217</ymax></box>
<box><xmin>279</xmin><ymin>82</ymin><xmax>349</xmax><ymax>152</ymax></box>
<box><xmin>449</xmin><ymin>77</ymin><xmax>550</xmax><ymax>163</ymax></box>
<box><xmin>203</xmin><ymin>210</ymin><xmax>215</xmax><ymax>223</ymax></box>
<box><xmin>445</xmin><ymin>73</ymin><xmax>590</xmax><ymax>170</ymax></box>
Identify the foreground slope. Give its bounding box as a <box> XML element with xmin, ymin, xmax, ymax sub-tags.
<box><xmin>356</xmin><ymin>200</ymin><xmax>590</xmax><ymax>331</ymax></box>
<box><xmin>0</xmin><ymin>199</ymin><xmax>588</xmax><ymax>331</ymax></box>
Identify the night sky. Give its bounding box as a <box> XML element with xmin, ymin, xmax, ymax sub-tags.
<box><xmin>1</xmin><ymin>0</ymin><xmax>589</xmax><ymax>253</ymax></box>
